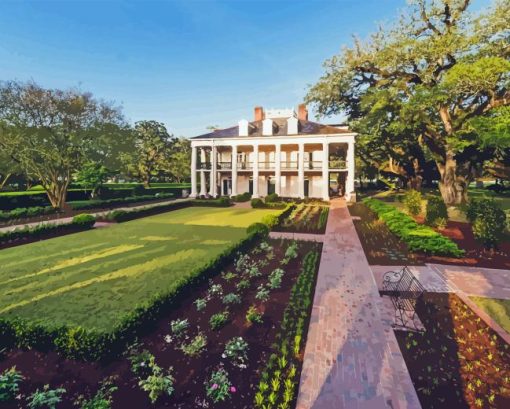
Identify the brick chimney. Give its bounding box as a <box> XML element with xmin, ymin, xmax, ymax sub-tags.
<box><xmin>298</xmin><ymin>104</ymin><xmax>308</xmax><ymax>121</ymax></box>
<box><xmin>254</xmin><ymin>106</ymin><xmax>265</xmax><ymax>121</ymax></box>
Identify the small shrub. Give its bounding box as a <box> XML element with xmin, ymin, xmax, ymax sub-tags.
<box><xmin>469</xmin><ymin>200</ymin><xmax>507</xmax><ymax>248</ymax></box>
<box><xmin>425</xmin><ymin>196</ymin><xmax>448</xmax><ymax>227</ymax></box>
<box><xmin>170</xmin><ymin>318</ymin><xmax>189</xmax><ymax>337</ymax></box>
<box><xmin>208</xmin><ymin>283</ymin><xmax>223</xmax><ymax>297</ymax></box>
<box><xmin>222</xmin><ymin>292</ymin><xmax>242</xmax><ymax>305</ymax></box>
<box><xmin>261</xmin><ymin>214</ymin><xmax>279</xmax><ymax>228</ymax></box>
<box><xmin>128</xmin><ymin>349</ymin><xmax>154</xmax><ymax>378</ymax></box>
<box><xmin>180</xmin><ymin>333</ymin><xmax>207</xmax><ymax>357</ymax></box>
<box><xmin>74</xmin><ymin>378</ymin><xmax>117</xmax><ymax>409</ymax></box>
<box><xmin>268</xmin><ymin>268</ymin><xmax>285</xmax><ymax>289</ymax></box>
<box><xmin>221</xmin><ymin>271</ymin><xmax>237</xmax><ymax>281</ymax></box>
<box><xmin>403</xmin><ymin>189</ymin><xmax>422</xmax><ymax>216</ymax></box>
<box><xmin>27</xmin><ymin>385</ymin><xmax>66</xmax><ymax>409</ymax></box>
<box><xmin>223</xmin><ymin>337</ymin><xmax>249</xmax><ymax>368</ymax></box>
<box><xmin>284</xmin><ymin>241</ymin><xmax>298</xmax><ymax>260</ymax></box>
<box><xmin>210</xmin><ymin>311</ymin><xmax>229</xmax><ymax>330</ymax></box>
<box><xmin>72</xmin><ymin>213</ymin><xmax>96</xmax><ymax>228</ymax></box>
<box><xmin>265</xmin><ymin>193</ymin><xmax>280</xmax><ymax>203</ymax></box>
<box><xmin>205</xmin><ymin>367</ymin><xmax>234</xmax><ymax>403</ymax></box>
<box><xmin>236</xmin><ymin>279</ymin><xmax>250</xmax><ymax>292</ymax></box>
<box><xmin>246</xmin><ymin>305</ymin><xmax>263</xmax><ymax>324</ymax></box>
<box><xmin>138</xmin><ymin>357</ymin><xmax>175</xmax><ymax>404</ymax></box>
<box><xmin>247</xmin><ymin>222</ymin><xmax>269</xmax><ymax>236</ymax></box>
<box><xmin>255</xmin><ymin>285</ymin><xmax>270</xmax><ymax>302</ymax></box>
<box><xmin>232</xmin><ymin>192</ymin><xmax>251</xmax><ymax>202</ymax></box>
<box><xmin>194</xmin><ymin>298</ymin><xmax>207</xmax><ymax>311</ymax></box>
<box><xmin>248</xmin><ymin>265</ymin><xmax>261</xmax><ymax>278</ymax></box>
<box><xmin>251</xmin><ymin>198</ymin><xmax>265</xmax><ymax>208</ymax></box>
<box><xmin>132</xmin><ymin>185</ymin><xmax>146</xmax><ymax>196</ymax></box>
<box><xmin>0</xmin><ymin>366</ymin><xmax>24</xmax><ymax>402</ymax></box>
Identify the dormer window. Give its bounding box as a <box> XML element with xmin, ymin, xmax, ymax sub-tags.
<box><xmin>287</xmin><ymin>116</ymin><xmax>298</xmax><ymax>135</ymax></box>
<box><xmin>263</xmin><ymin>118</ymin><xmax>274</xmax><ymax>136</ymax></box>
<box><xmin>238</xmin><ymin>119</ymin><xmax>249</xmax><ymax>136</ymax></box>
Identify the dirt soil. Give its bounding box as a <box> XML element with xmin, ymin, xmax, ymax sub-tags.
<box><xmin>273</xmin><ymin>205</ymin><xmax>328</xmax><ymax>234</ymax></box>
<box><xmin>349</xmin><ymin>203</ymin><xmax>510</xmax><ymax>269</ymax></box>
<box><xmin>0</xmin><ymin>239</ymin><xmax>321</xmax><ymax>409</ymax></box>
<box><xmin>395</xmin><ymin>293</ymin><xmax>510</xmax><ymax>409</ymax></box>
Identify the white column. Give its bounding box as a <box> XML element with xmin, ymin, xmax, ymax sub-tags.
<box><xmin>346</xmin><ymin>141</ymin><xmax>355</xmax><ymax>200</ymax></box>
<box><xmin>252</xmin><ymin>145</ymin><xmax>259</xmax><ymax>198</ymax></box>
<box><xmin>209</xmin><ymin>145</ymin><xmax>217</xmax><ymax>197</ymax></box>
<box><xmin>231</xmin><ymin>145</ymin><xmax>238</xmax><ymax>197</ymax></box>
<box><xmin>199</xmin><ymin>170</ymin><xmax>207</xmax><ymax>196</ymax></box>
<box><xmin>322</xmin><ymin>141</ymin><xmax>329</xmax><ymax>201</ymax></box>
<box><xmin>275</xmin><ymin>144</ymin><xmax>281</xmax><ymax>196</ymax></box>
<box><xmin>190</xmin><ymin>146</ymin><xmax>198</xmax><ymax>198</ymax></box>
<box><xmin>298</xmin><ymin>143</ymin><xmax>305</xmax><ymax>199</ymax></box>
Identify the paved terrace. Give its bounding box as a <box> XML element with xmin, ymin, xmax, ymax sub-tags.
<box><xmin>296</xmin><ymin>199</ymin><xmax>420</xmax><ymax>409</ymax></box>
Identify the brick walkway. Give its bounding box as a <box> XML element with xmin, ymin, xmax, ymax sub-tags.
<box><xmin>269</xmin><ymin>231</ymin><xmax>325</xmax><ymax>242</ymax></box>
<box><xmin>296</xmin><ymin>199</ymin><xmax>420</xmax><ymax>409</ymax></box>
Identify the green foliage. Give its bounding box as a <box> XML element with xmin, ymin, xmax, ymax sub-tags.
<box><xmin>246</xmin><ymin>305</ymin><xmax>263</xmax><ymax>324</ymax></box>
<box><xmin>194</xmin><ymin>298</ymin><xmax>207</xmax><ymax>311</ymax></box>
<box><xmin>222</xmin><ymin>292</ymin><xmax>242</xmax><ymax>305</ymax></box>
<box><xmin>137</xmin><ymin>357</ymin><xmax>175</xmax><ymax>404</ymax></box>
<box><xmin>363</xmin><ymin>198</ymin><xmax>464</xmax><ymax>257</ymax></box>
<box><xmin>425</xmin><ymin>196</ymin><xmax>449</xmax><ymax>227</ymax></box>
<box><xmin>128</xmin><ymin>349</ymin><xmax>154</xmax><ymax>378</ymax></box>
<box><xmin>265</xmin><ymin>193</ymin><xmax>280</xmax><ymax>203</ymax></box>
<box><xmin>74</xmin><ymin>379</ymin><xmax>117</xmax><ymax>409</ymax></box>
<box><xmin>0</xmin><ymin>366</ymin><xmax>24</xmax><ymax>402</ymax></box>
<box><xmin>205</xmin><ymin>367</ymin><xmax>233</xmax><ymax>403</ymax></box>
<box><xmin>27</xmin><ymin>385</ymin><xmax>66</xmax><ymax>409</ymax></box>
<box><xmin>261</xmin><ymin>214</ymin><xmax>279</xmax><ymax>229</ymax></box>
<box><xmin>74</xmin><ymin>162</ymin><xmax>109</xmax><ymax>197</ymax></box>
<box><xmin>72</xmin><ymin>214</ymin><xmax>96</xmax><ymax>228</ymax></box>
<box><xmin>0</xmin><ymin>206</ymin><xmax>59</xmax><ymax>222</ymax></box>
<box><xmin>131</xmin><ymin>185</ymin><xmax>146</xmax><ymax>196</ymax></box>
<box><xmin>403</xmin><ymin>190</ymin><xmax>422</xmax><ymax>216</ymax></box>
<box><xmin>223</xmin><ymin>337</ymin><xmax>249</xmax><ymax>368</ymax></box>
<box><xmin>255</xmin><ymin>285</ymin><xmax>270</xmax><ymax>302</ymax></box>
<box><xmin>209</xmin><ymin>311</ymin><xmax>229</xmax><ymax>330</ymax></box>
<box><xmin>268</xmin><ymin>268</ymin><xmax>285</xmax><ymax>289</ymax></box>
<box><xmin>180</xmin><ymin>333</ymin><xmax>207</xmax><ymax>357</ymax></box>
<box><xmin>191</xmin><ymin>197</ymin><xmax>232</xmax><ymax>207</ymax></box>
<box><xmin>247</xmin><ymin>222</ymin><xmax>270</xmax><ymax>237</ymax></box>
<box><xmin>467</xmin><ymin>199</ymin><xmax>507</xmax><ymax>248</ymax></box>
<box><xmin>70</xmin><ymin>193</ymin><xmax>174</xmax><ymax>210</ymax></box>
<box><xmin>232</xmin><ymin>192</ymin><xmax>251</xmax><ymax>202</ymax></box>
<box><xmin>170</xmin><ymin>318</ymin><xmax>189</xmax><ymax>337</ymax></box>
<box><xmin>251</xmin><ymin>198</ymin><xmax>265</xmax><ymax>208</ymax></box>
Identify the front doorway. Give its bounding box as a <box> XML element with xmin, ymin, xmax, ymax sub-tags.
<box><xmin>304</xmin><ymin>179</ymin><xmax>309</xmax><ymax>197</ymax></box>
<box><xmin>267</xmin><ymin>177</ymin><xmax>275</xmax><ymax>195</ymax></box>
<box><xmin>222</xmin><ymin>178</ymin><xmax>232</xmax><ymax>196</ymax></box>
<box><xmin>249</xmin><ymin>179</ymin><xmax>253</xmax><ymax>195</ymax></box>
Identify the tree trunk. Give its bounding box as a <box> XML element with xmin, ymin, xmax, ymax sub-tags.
<box><xmin>438</xmin><ymin>153</ymin><xmax>468</xmax><ymax>206</ymax></box>
<box><xmin>407</xmin><ymin>175</ymin><xmax>423</xmax><ymax>190</ymax></box>
<box><xmin>0</xmin><ymin>173</ymin><xmax>11</xmax><ymax>189</ymax></box>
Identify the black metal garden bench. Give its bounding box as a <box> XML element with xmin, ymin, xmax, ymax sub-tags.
<box><xmin>382</xmin><ymin>266</ymin><xmax>425</xmax><ymax>330</ymax></box>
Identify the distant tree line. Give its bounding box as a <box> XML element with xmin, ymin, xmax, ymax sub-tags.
<box><xmin>0</xmin><ymin>80</ymin><xmax>190</xmax><ymax>208</ymax></box>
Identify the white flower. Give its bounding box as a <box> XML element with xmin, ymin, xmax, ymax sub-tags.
<box><xmin>140</xmin><ymin>362</ymin><xmax>146</xmax><ymax>367</ymax></box>
<box><xmin>221</xmin><ymin>353</ymin><xmax>227</xmax><ymax>359</ymax></box>
<box><xmin>164</xmin><ymin>335</ymin><xmax>172</xmax><ymax>343</ymax></box>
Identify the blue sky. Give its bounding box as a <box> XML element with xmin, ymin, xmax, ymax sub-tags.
<box><xmin>0</xmin><ymin>0</ymin><xmax>490</xmax><ymax>137</ymax></box>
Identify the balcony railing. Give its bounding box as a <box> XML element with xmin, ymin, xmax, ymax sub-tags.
<box><xmin>305</xmin><ymin>161</ymin><xmax>323</xmax><ymax>170</ymax></box>
<box><xmin>258</xmin><ymin>161</ymin><xmax>275</xmax><ymax>170</ymax></box>
<box><xmin>218</xmin><ymin>161</ymin><xmax>232</xmax><ymax>170</ymax></box>
<box><xmin>281</xmin><ymin>161</ymin><xmax>298</xmax><ymax>170</ymax></box>
<box><xmin>237</xmin><ymin>162</ymin><xmax>253</xmax><ymax>170</ymax></box>
<box><xmin>329</xmin><ymin>159</ymin><xmax>347</xmax><ymax>169</ymax></box>
<box><xmin>198</xmin><ymin>162</ymin><xmax>211</xmax><ymax>170</ymax></box>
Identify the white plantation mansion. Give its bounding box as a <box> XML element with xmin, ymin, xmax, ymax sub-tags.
<box><xmin>190</xmin><ymin>105</ymin><xmax>356</xmax><ymax>201</ymax></box>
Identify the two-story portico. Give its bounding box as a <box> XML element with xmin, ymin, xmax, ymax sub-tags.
<box><xmin>190</xmin><ymin>104</ymin><xmax>356</xmax><ymax>201</ymax></box>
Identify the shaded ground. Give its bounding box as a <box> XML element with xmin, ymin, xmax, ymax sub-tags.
<box><xmin>0</xmin><ymin>207</ymin><xmax>279</xmax><ymax>331</ymax></box>
<box><xmin>274</xmin><ymin>204</ymin><xmax>329</xmax><ymax>234</ymax></box>
<box><xmin>349</xmin><ymin>203</ymin><xmax>510</xmax><ymax>269</ymax></box>
<box><xmin>0</xmin><ymin>239</ymin><xmax>321</xmax><ymax>409</ymax></box>
<box><xmin>396</xmin><ymin>293</ymin><xmax>510</xmax><ymax>409</ymax></box>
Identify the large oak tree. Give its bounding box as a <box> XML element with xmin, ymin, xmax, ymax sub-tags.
<box><xmin>306</xmin><ymin>0</ymin><xmax>510</xmax><ymax>204</ymax></box>
<box><xmin>0</xmin><ymin>81</ymin><xmax>126</xmax><ymax>208</ymax></box>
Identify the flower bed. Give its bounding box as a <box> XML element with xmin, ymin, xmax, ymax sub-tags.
<box><xmin>274</xmin><ymin>204</ymin><xmax>329</xmax><ymax>234</ymax></box>
<box><xmin>396</xmin><ymin>293</ymin><xmax>510</xmax><ymax>408</ymax></box>
<box><xmin>0</xmin><ymin>238</ymin><xmax>322</xmax><ymax>408</ymax></box>
<box><xmin>363</xmin><ymin>198</ymin><xmax>464</xmax><ymax>257</ymax></box>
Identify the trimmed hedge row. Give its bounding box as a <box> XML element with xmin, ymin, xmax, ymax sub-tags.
<box><xmin>0</xmin><ymin>214</ymin><xmax>96</xmax><ymax>246</ymax></box>
<box><xmin>69</xmin><ymin>193</ymin><xmax>175</xmax><ymax>210</ymax></box>
<box><xmin>363</xmin><ymin>198</ymin><xmax>464</xmax><ymax>257</ymax></box>
<box><xmin>0</xmin><ymin>220</ymin><xmax>271</xmax><ymax>361</ymax></box>
<box><xmin>0</xmin><ymin>206</ymin><xmax>59</xmax><ymax>223</ymax></box>
<box><xmin>101</xmin><ymin>198</ymin><xmax>232</xmax><ymax>223</ymax></box>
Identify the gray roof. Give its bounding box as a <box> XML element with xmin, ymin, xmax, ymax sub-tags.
<box><xmin>191</xmin><ymin>119</ymin><xmax>352</xmax><ymax>139</ymax></box>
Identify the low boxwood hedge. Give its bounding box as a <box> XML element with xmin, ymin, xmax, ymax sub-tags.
<box><xmin>363</xmin><ymin>198</ymin><xmax>464</xmax><ymax>257</ymax></box>
<box><xmin>69</xmin><ymin>193</ymin><xmax>175</xmax><ymax>210</ymax></box>
<box><xmin>0</xmin><ymin>214</ymin><xmax>96</xmax><ymax>246</ymax></box>
<box><xmin>0</xmin><ymin>206</ymin><xmax>59</xmax><ymax>223</ymax></box>
<box><xmin>0</xmin><ymin>226</ymin><xmax>267</xmax><ymax>361</ymax></box>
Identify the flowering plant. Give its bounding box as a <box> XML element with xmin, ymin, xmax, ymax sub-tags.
<box><xmin>170</xmin><ymin>318</ymin><xmax>189</xmax><ymax>337</ymax></box>
<box><xmin>223</xmin><ymin>337</ymin><xmax>249</xmax><ymax>368</ymax></box>
<box><xmin>205</xmin><ymin>367</ymin><xmax>234</xmax><ymax>403</ymax></box>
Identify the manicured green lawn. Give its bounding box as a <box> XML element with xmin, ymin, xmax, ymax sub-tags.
<box><xmin>470</xmin><ymin>296</ymin><xmax>510</xmax><ymax>335</ymax></box>
<box><xmin>0</xmin><ymin>207</ymin><xmax>278</xmax><ymax>331</ymax></box>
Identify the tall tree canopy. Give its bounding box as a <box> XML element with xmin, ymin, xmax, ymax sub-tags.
<box><xmin>121</xmin><ymin>120</ymin><xmax>172</xmax><ymax>187</ymax></box>
<box><xmin>0</xmin><ymin>81</ymin><xmax>126</xmax><ymax>207</ymax></box>
<box><xmin>306</xmin><ymin>0</ymin><xmax>510</xmax><ymax>205</ymax></box>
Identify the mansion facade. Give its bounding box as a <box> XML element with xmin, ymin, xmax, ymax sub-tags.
<box><xmin>190</xmin><ymin>104</ymin><xmax>356</xmax><ymax>201</ymax></box>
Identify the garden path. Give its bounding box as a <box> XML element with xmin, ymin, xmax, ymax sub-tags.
<box><xmin>296</xmin><ymin>198</ymin><xmax>421</xmax><ymax>409</ymax></box>
<box><xmin>0</xmin><ymin>197</ymin><xmax>191</xmax><ymax>233</ymax></box>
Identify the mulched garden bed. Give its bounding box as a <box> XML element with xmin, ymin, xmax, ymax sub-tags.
<box><xmin>396</xmin><ymin>293</ymin><xmax>510</xmax><ymax>409</ymax></box>
<box><xmin>0</xmin><ymin>238</ymin><xmax>321</xmax><ymax>409</ymax></box>
<box><xmin>273</xmin><ymin>204</ymin><xmax>329</xmax><ymax>234</ymax></box>
<box><xmin>349</xmin><ymin>203</ymin><xmax>510</xmax><ymax>269</ymax></box>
